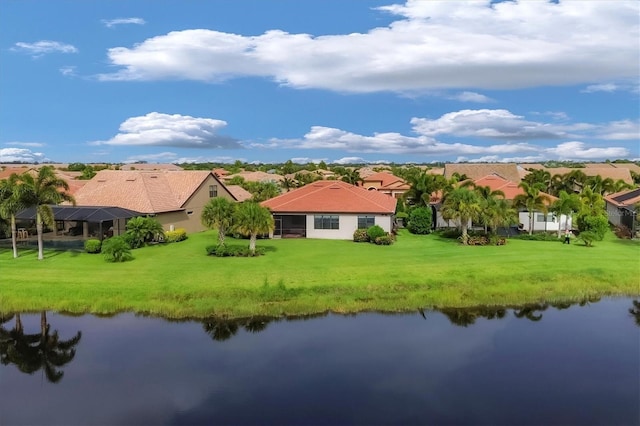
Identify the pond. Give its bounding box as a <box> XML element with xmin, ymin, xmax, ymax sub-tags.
<box><xmin>1</xmin><ymin>297</ymin><xmax>639</xmax><ymax>425</ymax></box>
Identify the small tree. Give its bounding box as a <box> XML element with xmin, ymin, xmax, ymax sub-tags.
<box><xmin>576</xmin><ymin>213</ymin><xmax>609</xmax><ymax>247</ymax></box>
<box><xmin>201</xmin><ymin>197</ymin><xmax>236</xmax><ymax>246</ymax></box>
<box><xmin>407</xmin><ymin>207</ymin><xmax>432</xmax><ymax>234</ymax></box>
<box><xmin>125</xmin><ymin>216</ymin><xmax>164</xmax><ymax>248</ymax></box>
<box><xmin>234</xmin><ymin>201</ymin><xmax>274</xmax><ymax>255</ymax></box>
<box><xmin>102</xmin><ymin>236</ymin><xmax>133</xmax><ymax>262</ymax></box>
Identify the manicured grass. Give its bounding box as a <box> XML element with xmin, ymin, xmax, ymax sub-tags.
<box><xmin>1</xmin><ymin>230</ymin><xmax>638</xmax><ymax>319</ymax></box>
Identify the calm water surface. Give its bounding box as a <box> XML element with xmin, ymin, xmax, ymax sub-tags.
<box><xmin>1</xmin><ymin>298</ymin><xmax>639</xmax><ymax>425</ymax></box>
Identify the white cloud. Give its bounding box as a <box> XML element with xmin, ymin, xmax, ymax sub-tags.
<box><xmin>582</xmin><ymin>83</ymin><xmax>619</xmax><ymax>93</ymax></box>
<box><xmin>91</xmin><ymin>112</ymin><xmax>242</xmax><ymax>149</ymax></box>
<box><xmin>97</xmin><ymin>1</ymin><xmax>639</xmax><ymax>93</ymax></box>
<box><xmin>12</xmin><ymin>40</ymin><xmax>78</xmax><ymax>57</ymax></box>
<box><xmin>545</xmin><ymin>142</ymin><xmax>628</xmax><ymax>159</ymax></box>
<box><xmin>102</xmin><ymin>17</ymin><xmax>146</xmax><ymax>28</ymax></box>
<box><xmin>595</xmin><ymin>119</ymin><xmax>640</xmax><ymax>140</ymax></box>
<box><xmin>450</xmin><ymin>92</ymin><xmax>494</xmax><ymax>103</ymax></box>
<box><xmin>332</xmin><ymin>157</ymin><xmax>368</xmax><ymax>165</ymax></box>
<box><xmin>0</xmin><ymin>148</ymin><xmax>48</xmax><ymax>163</ymax></box>
<box><xmin>59</xmin><ymin>66</ymin><xmax>77</xmax><ymax>77</ymax></box>
<box><xmin>5</xmin><ymin>142</ymin><xmax>45</xmax><ymax>148</ymax></box>
<box><xmin>122</xmin><ymin>152</ymin><xmax>241</xmax><ymax>164</ymax></box>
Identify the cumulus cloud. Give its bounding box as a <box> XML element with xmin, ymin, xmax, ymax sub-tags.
<box><xmin>96</xmin><ymin>1</ymin><xmax>639</xmax><ymax>93</ymax></box>
<box><xmin>0</xmin><ymin>148</ymin><xmax>48</xmax><ymax>163</ymax></box>
<box><xmin>594</xmin><ymin>119</ymin><xmax>640</xmax><ymax>140</ymax></box>
<box><xmin>102</xmin><ymin>17</ymin><xmax>146</xmax><ymax>28</ymax></box>
<box><xmin>450</xmin><ymin>92</ymin><xmax>494</xmax><ymax>103</ymax></box>
<box><xmin>12</xmin><ymin>40</ymin><xmax>78</xmax><ymax>57</ymax></box>
<box><xmin>123</xmin><ymin>152</ymin><xmax>241</xmax><ymax>164</ymax></box>
<box><xmin>545</xmin><ymin>142</ymin><xmax>628</xmax><ymax>159</ymax></box>
<box><xmin>91</xmin><ymin>112</ymin><xmax>242</xmax><ymax>149</ymax></box>
<box><xmin>332</xmin><ymin>157</ymin><xmax>369</xmax><ymax>165</ymax></box>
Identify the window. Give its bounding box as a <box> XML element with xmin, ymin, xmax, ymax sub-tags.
<box><xmin>314</xmin><ymin>215</ymin><xmax>339</xmax><ymax>230</ymax></box>
<box><xmin>186</xmin><ymin>210</ymin><xmax>193</xmax><ymax>216</ymax></box>
<box><xmin>536</xmin><ymin>214</ymin><xmax>548</xmax><ymax>222</ymax></box>
<box><xmin>209</xmin><ymin>185</ymin><xmax>218</xmax><ymax>198</ymax></box>
<box><xmin>357</xmin><ymin>216</ymin><xmax>375</xmax><ymax>229</ymax></box>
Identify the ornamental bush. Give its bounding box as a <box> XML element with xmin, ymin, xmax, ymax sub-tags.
<box><xmin>577</xmin><ymin>213</ymin><xmax>608</xmax><ymax>244</ymax></box>
<box><xmin>407</xmin><ymin>207</ymin><xmax>432</xmax><ymax>235</ymax></box>
<box><xmin>374</xmin><ymin>235</ymin><xmax>394</xmax><ymax>245</ymax></box>
<box><xmin>84</xmin><ymin>239</ymin><xmax>102</xmax><ymax>254</ymax></box>
<box><xmin>206</xmin><ymin>244</ymin><xmax>264</xmax><ymax>257</ymax></box>
<box><xmin>366</xmin><ymin>225</ymin><xmax>386</xmax><ymax>241</ymax></box>
<box><xmin>102</xmin><ymin>236</ymin><xmax>133</xmax><ymax>262</ymax></box>
<box><xmin>353</xmin><ymin>229</ymin><xmax>369</xmax><ymax>242</ymax></box>
<box><xmin>165</xmin><ymin>228</ymin><xmax>187</xmax><ymax>243</ymax></box>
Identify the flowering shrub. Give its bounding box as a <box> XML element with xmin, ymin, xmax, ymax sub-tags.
<box><xmin>353</xmin><ymin>229</ymin><xmax>369</xmax><ymax>242</ymax></box>
<box><xmin>165</xmin><ymin>228</ymin><xmax>187</xmax><ymax>243</ymax></box>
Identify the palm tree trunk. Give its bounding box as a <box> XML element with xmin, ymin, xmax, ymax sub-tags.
<box><xmin>249</xmin><ymin>233</ymin><xmax>257</xmax><ymax>254</ymax></box>
<box><xmin>36</xmin><ymin>211</ymin><xmax>44</xmax><ymax>260</ymax></box>
<box><xmin>40</xmin><ymin>311</ymin><xmax>47</xmax><ymax>336</ymax></box>
<box><xmin>10</xmin><ymin>214</ymin><xmax>18</xmax><ymax>258</ymax></box>
<box><xmin>461</xmin><ymin>223</ymin><xmax>469</xmax><ymax>245</ymax></box>
<box><xmin>528</xmin><ymin>211</ymin><xmax>533</xmax><ymax>235</ymax></box>
<box><xmin>15</xmin><ymin>313</ymin><xmax>23</xmax><ymax>333</ymax></box>
<box><xmin>218</xmin><ymin>226</ymin><xmax>225</xmax><ymax>246</ymax></box>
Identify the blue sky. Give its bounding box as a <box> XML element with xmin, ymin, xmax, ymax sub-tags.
<box><xmin>1</xmin><ymin>0</ymin><xmax>638</xmax><ymax>165</ymax></box>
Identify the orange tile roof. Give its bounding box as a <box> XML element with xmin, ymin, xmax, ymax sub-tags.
<box><xmin>445</xmin><ymin>163</ymin><xmax>524</xmax><ymax>184</ymax></box>
<box><xmin>362</xmin><ymin>172</ymin><xmax>409</xmax><ymax>190</ymax></box>
<box><xmin>261</xmin><ymin>180</ymin><xmax>396</xmax><ymax>214</ymax></box>
<box><xmin>226</xmin><ymin>185</ymin><xmax>252</xmax><ymax>202</ymax></box>
<box><xmin>473</xmin><ymin>174</ymin><xmax>557</xmax><ymax>203</ymax></box>
<box><xmin>73</xmin><ymin>170</ymin><xmax>221</xmax><ymax>213</ymax></box>
<box><xmin>225</xmin><ymin>171</ymin><xmax>284</xmax><ymax>182</ymax></box>
<box><xmin>545</xmin><ymin>167</ymin><xmax>633</xmax><ymax>184</ymax></box>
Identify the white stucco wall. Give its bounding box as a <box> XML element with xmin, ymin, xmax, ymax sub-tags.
<box><xmin>606</xmin><ymin>202</ymin><xmax>622</xmax><ymax>226</ymax></box>
<box><xmin>305</xmin><ymin>213</ymin><xmax>393</xmax><ymax>239</ymax></box>
<box><xmin>518</xmin><ymin>212</ymin><xmax>571</xmax><ymax>232</ymax></box>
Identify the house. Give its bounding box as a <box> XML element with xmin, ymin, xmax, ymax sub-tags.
<box><xmin>224</xmin><ymin>170</ymin><xmax>284</xmax><ymax>184</ymax></box>
<box><xmin>120</xmin><ymin>163</ymin><xmax>184</xmax><ymax>171</ymax></box>
<box><xmin>261</xmin><ymin>180</ymin><xmax>397</xmax><ymax>239</ymax></box>
<box><xmin>361</xmin><ymin>171</ymin><xmax>410</xmax><ymax>199</ymax></box>
<box><xmin>444</xmin><ymin>163</ymin><xmax>525</xmax><ymax>184</ymax></box>
<box><xmin>604</xmin><ymin>188</ymin><xmax>640</xmax><ymax>231</ymax></box>
<box><xmin>73</xmin><ymin>170</ymin><xmax>236</xmax><ymax>233</ymax></box>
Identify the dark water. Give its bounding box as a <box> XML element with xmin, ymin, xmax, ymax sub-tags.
<box><xmin>1</xmin><ymin>298</ymin><xmax>639</xmax><ymax>426</ymax></box>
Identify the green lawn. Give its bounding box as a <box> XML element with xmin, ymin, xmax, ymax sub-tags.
<box><xmin>1</xmin><ymin>230</ymin><xmax>638</xmax><ymax>319</ymax></box>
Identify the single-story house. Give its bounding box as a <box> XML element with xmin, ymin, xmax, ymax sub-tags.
<box><xmin>73</xmin><ymin>170</ymin><xmax>237</xmax><ymax>233</ymax></box>
<box><xmin>605</xmin><ymin>188</ymin><xmax>640</xmax><ymax>230</ymax></box>
<box><xmin>261</xmin><ymin>180</ymin><xmax>397</xmax><ymax>239</ymax></box>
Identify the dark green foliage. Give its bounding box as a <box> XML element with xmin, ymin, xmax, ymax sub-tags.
<box><xmin>407</xmin><ymin>207</ymin><xmax>432</xmax><ymax>234</ymax></box>
<box><xmin>366</xmin><ymin>225</ymin><xmax>386</xmax><ymax>241</ymax></box>
<box><xmin>102</xmin><ymin>236</ymin><xmax>133</xmax><ymax>262</ymax></box>
<box><xmin>577</xmin><ymin>213</ymin><xmax>609</xmax><ymax>243</ymax></box>
<box><xmin>126</xmin><ymin>216</ymin><xmax>165</xmax><ymax>248</ymax></box>
<box><xmin>515</xmin><ymin>233</ymin><xmax>561</xmax><ymax>242</ymax></box>
<box><xmin>435</xmin><ymin>228</ymin><xmax>462</xmax><ymax>239</ymax></box>
<box><xmin>395</xmin><ymin>211</ymin><xmax>408</xmax><ymax>227</ymax></box>
<box><xmin>165</xmin><ymin>228</ymin><xmax>187</xmax><ymax>243</ymax></box>
<box><xmin>206</xmin><ymin>244</ymin><xmax>264</xmax><ymax>257</ymax></box>
<box><xmin>353</xmin><ymin>229</ymin><xmax>369</xmax><ymax>242</ymax></box>
<box><xmin>84</xmin><ymin>239</ymin><xmax>102</xmax><ymax>254</ymax></box>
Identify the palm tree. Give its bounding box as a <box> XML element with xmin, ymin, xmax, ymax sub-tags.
<box><xmin>550</xmin><ymin>190</ymin><xmax>581</xmax><ymax>237</ymax></box>
<box><xmin>0</xmin><ymin>174</ymin><xmax>25</xmax><ymax>258</ymax></box>
<box><xmin>440</xmin><ymin>187</ymin><xmax>481</xmax><ymax>245</ymax></box>
<box><xmin>585</xmin><ymin>175</ymin><xmax>616</xmax><ymax>195</ymax></box>
<box><xmin>201</xmin><ymin>197</ymin><xmax>236</xmax><ymax>246</ymax></box>
<box><xmin>15</xmin><ymin>166</ymin><xmax>75</xmax><ymax>260</ymax></box>
<box><xmin>579</xmin><ymin>187</ymin><xmax>606</xmax><ymax>216</ymax></box>
<box><xmin>125</xmin><ymin>216</ymin><xmax>164</xmax><ymax>248</ymax></box>
<box><xmin>513</xmin><ymin>182</ymin><xmax>550</xmax><ymax>235</ymax></box>
<box><xmin>340</xmin><ymin>168</ymin><xmax>363</xmax><ymax>186</ymax></box>
<box><xmin>485</xmin><ymin>197</ymin><xmax>518</xmax><ymax>238</ymax></box>
<box><xmin>403</xmin><ymin>170</ymin><xmax>448</xmax><ymax>207</ymax></box>
<box><xmin>523</xmin><ymin>169</ymin><xmax>552</xmax><ymax>194</ymax></box>
<box><xmin>462</xmin><ymin>182</ymin><xmax>505</xmax><ymax>233</ymax></box>
<box><xmin>280</xmin><ymin>177</ymin><xmax>297</xmax><ymax>192</ymax></box>
<box><xmin>234</xmin><ymin>201</ymin><xmax>274</xmax><ymax>255</ymax></box>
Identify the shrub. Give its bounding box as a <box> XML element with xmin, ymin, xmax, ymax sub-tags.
<box><xmin>366</xmin><ymin>225</ymin><xmax>386</xmax><ymax>241</ymax></box>
<box><xmin>578</xmin><ymin>230</ymin><xmax>599</xmax><ymax>247</ymax></box>
<box><xmin>126</xmin><ymin>216</ymin><xmax>165</xmax><ymax>248</ymax></box>
<box><xmin>206</xmin><ymin>244</ymin><xmax>264</xmax><ymax>257</ymax></box>
<box><xmin>165</xmin><ymin>228</ymin><xmax>187</xmax><ymax>243</ymax></box>
<box><xmin>614</xmin><ymin>225</ymin><xmax>632</xmax><ymax>239</ymax></box>
<box><xmin>465</xmin><ymin>235</ymin><xmax>489</xmax><ymax>246</ymax></box>
<box><xmin>102</xmin><ymin>236</ymin><xmax>133</xmax><ymax>262</ymax></box>
<box><xmin>577</xmin><ymin>213</ymin><xmax>608</xmax><ymax>241</ymax></box>
<box><xmin>374</xmin><ymin>235</ymin><xmax>394</xmax><ymax>245</ymax></box>
<box><xmin>395</xmin><ymin>212</ymin><xmax>408</xmax><ymax>227</ymax></box>
<box><xmin>353</xmin><ymin>229</ymin><xmax>369</xmax><ymax>243</ymax></box>
<box><xmin>84</xmin><ymin>239</ymin><xmax>102</xmax><ymax>254</ymax></box>
<box><xmin>436</xmin><ymin>228</ymin><xmax>462</xmax><ymax>239</ymax></box>
<box><xmin>407</xmin><ymin>207</ymin><xmax>432</xmax><ymax>235</ymax></box>
<box><xmin>514</xmin><ymin>233</ymin><xmax>559</xmax><ymax>242</ymax></box>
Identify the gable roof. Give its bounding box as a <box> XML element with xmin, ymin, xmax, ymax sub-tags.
<box><xmin>473</xmin><ymin>174</ymin><xmax>557</xmax><ymax>203</ymax></box>
<box><xmin>226</xmin><ymin>185</ymin><xmax>252</xmax><ymax>202</ymax></box>
<box><xmin>604</xmin><ymin>188</ymin><xmax>640</xmax><ymax>208</ymax></box>
<box><xmin>73</xmin><ymin>170</ymin><xmax>228</xmax><ymax>214</ymax></box>
<box><xmin>225</xmin><ymin>170</ymin><xmax>284</xmax><ymax>183</ymax></box>
<box><xmin>362</xmin><ymin>172</ymin><xmax>409</xmax><ymax>190</ymax></box>
<box><xmin>261</xmin><ymin>180</ymin><xmax>396</xmax><ymax>214</ymax></box>
<box><xmin>444</xmin><ymin>163</ymin><xmax>523</xmax><ymax>184</ymax></box>
<box><xmin>530</xmin><ymin>167</ymin><xmax>634</xmax><ymax>184</ymax></box>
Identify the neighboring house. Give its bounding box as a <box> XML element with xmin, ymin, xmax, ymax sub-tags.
<box><xmin>261</xmin><ymin>180</ymin><xmax>397</xmax><ymax>239</ymax></box>
<box><xmin>444</xmin><ymin>163</ymin><xmax>525</xmax><ymax>184</ymax></box>
<box><xmin>604</xmin><ymin>188</ymin><xmax>640</xmax><ymax>230</ymax></box>
<box><xmin>361</xmin><ymin>171</ymin><xmax>410</xmax><ymax>199</ymax></box>
<box><xmin>120</xmin><ymin>163</ymin><xmax>184</xmax><ymax>171</ymax></box>
<box><xmin>226</xmin><ymin>185</ymin><xmax>253</xmax><ymax>202</ymax></box>
<box><xmin>73</xmin><ymin>170</ymin><xmax>236</xmax><ymax>233</ymax></box>
<box><xmin>224</xmin><ymin>170</ymin><xmax>284</xmax><ymax>184</ymax></box>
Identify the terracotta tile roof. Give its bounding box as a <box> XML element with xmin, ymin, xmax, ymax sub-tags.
<box><xmin>427</xmin><ymin>168</ymin><xmax>445</xmax><ymax>175</ymax></box>
<box><xmin>444</xmin><ymin>163</ymin><xmax>523</xmax><ymax>184</ymax></box>
<box><xmin>0</xmin><ymin>167</ymin><xmax>35</xmax><ymax>180</ymax></box>
<box><xmin>362</xmin><ymin>172</ymin><xmax>410</xmax><ymax>190</ymax></box>
<box><xmin>261</xmin><ymin>180</ymin><xmax>396</xmax><ymax>214</ymax></box>
<box><xmin>226</xmin><ymin>185</ymin><xmax>252</xmax><ymax>202</ymax></box>
<box><xmin>604</xmin><ymin>188</ymin><xmax>640</xmax><ymax>208</ymax></box>
<box><xmin>473</xmin><ymin>174</ymin><xmax>557</xmax><ymax>203</ymax></box>
<box><xmin>73</xmin><ymin>170</ymin><xmax>220</xmax><ymax>213</ymax></box>
<box><xmin>612</xmin><ymin>163</ymin><xmax>640</xmax><ymax>173</ymax></box>
<box><xmin>584</xmin><ymin>163</ymin><xmax>615</xmax><ymax>168</ymax></box>
<box><xmin>545</xmin><ymin>167</ymin><xmax>633</xmax><ymax>184</ymax></box>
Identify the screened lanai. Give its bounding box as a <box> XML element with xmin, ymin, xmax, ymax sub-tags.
<box><xmin>15</xmin><ymin>205</ymin><xmax>141</xmax><ymax>242</ymax></box>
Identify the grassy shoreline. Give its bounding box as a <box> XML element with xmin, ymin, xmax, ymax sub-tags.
<box><xmin>1</xmin><ymin>230</ymin><xmax>638</xmax><ymax>319</ymax></box>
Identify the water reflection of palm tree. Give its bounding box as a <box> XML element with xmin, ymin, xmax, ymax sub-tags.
<box><xmin>629</xmin><ymin>301</ymin><xmax>640</xmax><ymax>327</ymax></box>
<box><xmin>202</xmin><ymin>317</ymin><xmax>273</xmax><ymax>341</ymax></box>
<box><xmin>513</xmin><ymin>304</ymin><xmax>548</xmax><ymax>321</ymax></box>
<box><xmin>0</xmin><ymin>312</ymin><xmax>82</xmax><ymax>383</ymax></box>
<box><xmin>438</xmin><ymin>307</ymin><xmax>507</xmax><ymax>327</ymax></box>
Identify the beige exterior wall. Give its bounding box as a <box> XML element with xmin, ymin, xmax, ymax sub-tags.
<box><xmin>157</xmin><ymin>175</ymin><xmax>236</xmax><ymax>234</ymax></box>
<box><xmin>305</xmin><ymin>213</ymin><xmax>394</xmax><ymax>240</ymax></box>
